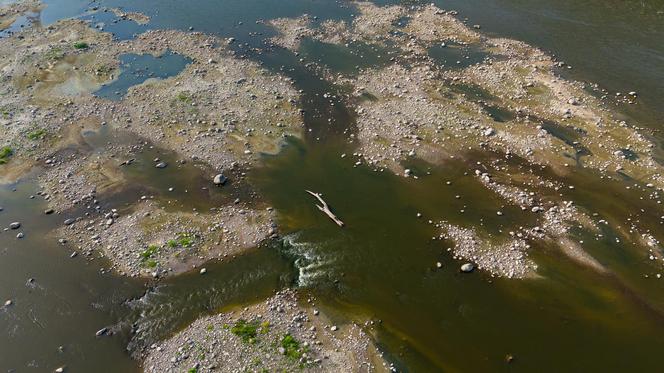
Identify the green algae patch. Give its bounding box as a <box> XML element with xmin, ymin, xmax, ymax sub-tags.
<box><xmin>0</xmin><ymin>146</ymin><xmax>13</xmax><ymax>164</ymax></box>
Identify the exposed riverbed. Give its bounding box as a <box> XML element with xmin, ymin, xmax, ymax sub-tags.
<box><xmin>1</xmin><ymin>0</ymin><xmax>664</xmax><ymax>372</ymax></box>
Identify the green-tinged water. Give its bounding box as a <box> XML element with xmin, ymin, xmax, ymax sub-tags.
<box><xmin>2</xmin><ymin>0</ymin><xmax>664</xmax><ymax>371</ymax></box>
<box><xmin>254</xmin><ymin>138</ymin><xmax>664</xmax><ymax>371</ymax></box>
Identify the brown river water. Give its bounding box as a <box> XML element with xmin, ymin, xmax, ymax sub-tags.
<box><xmin>1</xmin><ymin>0</ymin><xmax>664</xmax><ymax>371</ymax></box>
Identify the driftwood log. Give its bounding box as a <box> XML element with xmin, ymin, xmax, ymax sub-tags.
<box><xmin>305</xmin><ymin>190</ymin><xmax>344</xmax><ymax>227</ymax></box>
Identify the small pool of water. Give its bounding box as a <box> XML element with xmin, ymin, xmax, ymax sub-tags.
<box><xmin>428</xmin><ymin>42</ymin><xmax>490</xmax><ymax>69</ymax></box>
<box><xmin>299</xmin><ymin>37</ymin><xmax>393</xmax><ymax>76</ymax></box>
<box><xmin>0</xmin><ymin>11</ymin><xmax>38</xmax><ymax>38</ymax></box>
<box><xmin>94</xmin><ymin>50</ymin><xmax>190</xmax><ymax>100</ymax></box>
<box><xmin>80</xmin><ymin>10</ymin><xmax>148</xmax><ymax>40</ymax></box>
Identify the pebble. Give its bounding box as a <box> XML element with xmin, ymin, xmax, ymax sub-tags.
<box><xmin>155</xmin><ymin>162</ymin><xmax>168</xmax><ymax>169</ymax></box>
<box><xmin>199</xmin><ymin>268</ymin><xmax>207</xmax><ymax>275</ymax></box>
<box><xmin>4</xmin><ymin>299</ymin><xmax>12</xmax><ymax>306</ymax></box>
<box><xmin>460</xmin><ymin>263</ymin><xmax>475</xmax><ymax>273</ymax></box>
<box><xmin>9</xmin><ymin>222</ymin><xmax>21</xmax><ymax>229</ymax></box>
<box><xmin>64</xmin><ymin>218</ymin><xmax>75</xmax><ymax>225</ymax></box>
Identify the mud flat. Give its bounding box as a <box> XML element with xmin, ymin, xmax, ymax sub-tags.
<box><xmin>143</xmin><ymin>290</ymin><xmax>390</xmax><ymax>372</ymax></box>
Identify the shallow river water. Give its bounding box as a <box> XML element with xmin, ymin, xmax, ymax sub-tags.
<box><xmin>1</xmin><ymin>0</ymin><xmax>664</xmax><ymax>372</ymax></box>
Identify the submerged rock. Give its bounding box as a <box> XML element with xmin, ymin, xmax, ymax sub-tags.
<box><xmin>155</xmin><ymin>162</ymin><xmax>168</xmax><ymax>169</ymax></box>
<box><xmin>9</xmin><ymin>222</ymin><xmax>21</xmax><ymax>229</ymax></box>
<box><xmin>460</xmin><ymin>263</ymin><xmax>475</xmax><ymax>273</ymax></box>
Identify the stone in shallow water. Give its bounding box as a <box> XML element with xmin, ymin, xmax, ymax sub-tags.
<box><xmin>155</xmin><ymin>162</ymin><xmax>168</xmax><ymax>169</ymax></box>
<box><xmin>9</xmin><ymin>222</ymin><xmax>21</xmax><ymax>229</ymax></box>
<box><xmin>213</xmin><ymin>174</ymin><xmax>228</xmax><ymax>186</ymax></box>
<box><xmin>460</xmin><ymin>263</ymin><xmax>475</xmax><ymax>273</ymax></box>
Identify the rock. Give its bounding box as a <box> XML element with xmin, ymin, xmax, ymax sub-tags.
<box><xmin>484</xmin><ymin>128</ymin><xmax>495</xmax><ymax>136</ymax></box>
<box><xmin>278</xmin><ymin>346</ymin><xmax>286</xmax><ymax>355</ymax></box>
<box><xmin>4</xmin><ymin>299</ymin><xmax>12</xmax><ymax>306</ymax></box>
<box><xmin>330</xmin><ymin>325</ymin><xmax>338</xmax><ymax>331</ymax></box>
<box><xmin>55</xmin><ymin>367</ymin><xmax>66</xmax><ymax>373</ymax></box>
<box><xmin>9</xmin><ymin>222</ymin><xmax>21</xmax><ymax>229</ymax></box>
<box><xmin>64</xmin><ymin>218</ymin><xmax>75</xmax><ymax>226</ymax></box>
<box><xmin>213</xmin><ymin>174</ymin><xmax>228</xmax><ymax>185</ymax></box>
<box><xmin>44</xmin><ymin>208</ymin><xmax>55</xmax><ymax>214</ymax></box>
<box><xmin>155</xmin><ymin>162</ymin><xmax>168</xmax><ymax>169</ymax></box>
<box><xmin>460</xmin><ymin>263</ymin><xmax>475</xmax><ymax>273</ymax></box>
<box><xmin>16</xmin><ymin>232</ymin><xmax>24</xmax><ymax>239</ymax></box>
<box><xmin>199</xmin><ymin>268</ymin><xmax>207</xmax><ymax>275</ymax></box>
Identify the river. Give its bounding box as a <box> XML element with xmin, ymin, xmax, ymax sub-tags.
<box><xmin>1</xmin><ymin>0</ymin><xmax>664</xmax><ymax>371</ymax></box>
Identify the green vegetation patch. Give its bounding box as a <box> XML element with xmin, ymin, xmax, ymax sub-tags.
<box><xmin>280</xmin><ymin>334</ymin><xmax>303</xmax><ymax>360</ymax></box>
<box><xmin>0</xmin><ymin>146</ymin><xmax>13</xmax><ymax>165</ymax></box>
<box><xmin>140</xmin><ymin>244</ymin><xmax>159</xmax><ymax>267</ymax></box>
<box><xmin>167</xmin><ymin>232</ymin><xmax>195</xmax><ymax>248</ymax></box>
<box><xmin>231</xmin><ymin>319</ymin><xmax>260</xmax><ymax>343</ymax></box>
<box><xmin>260</xmin><ymin>321</ymin><xmax>270</xmax><ymax>334</ymax></box>
<box><xmin>27</xmin><ymin>129</ymin><xmax>46</xmax><ymax>140</ymax></box>
<box><xmin>73</xmin><ymin>41</ymin><xmax>89</xmax><ymax>49</ymax></box>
